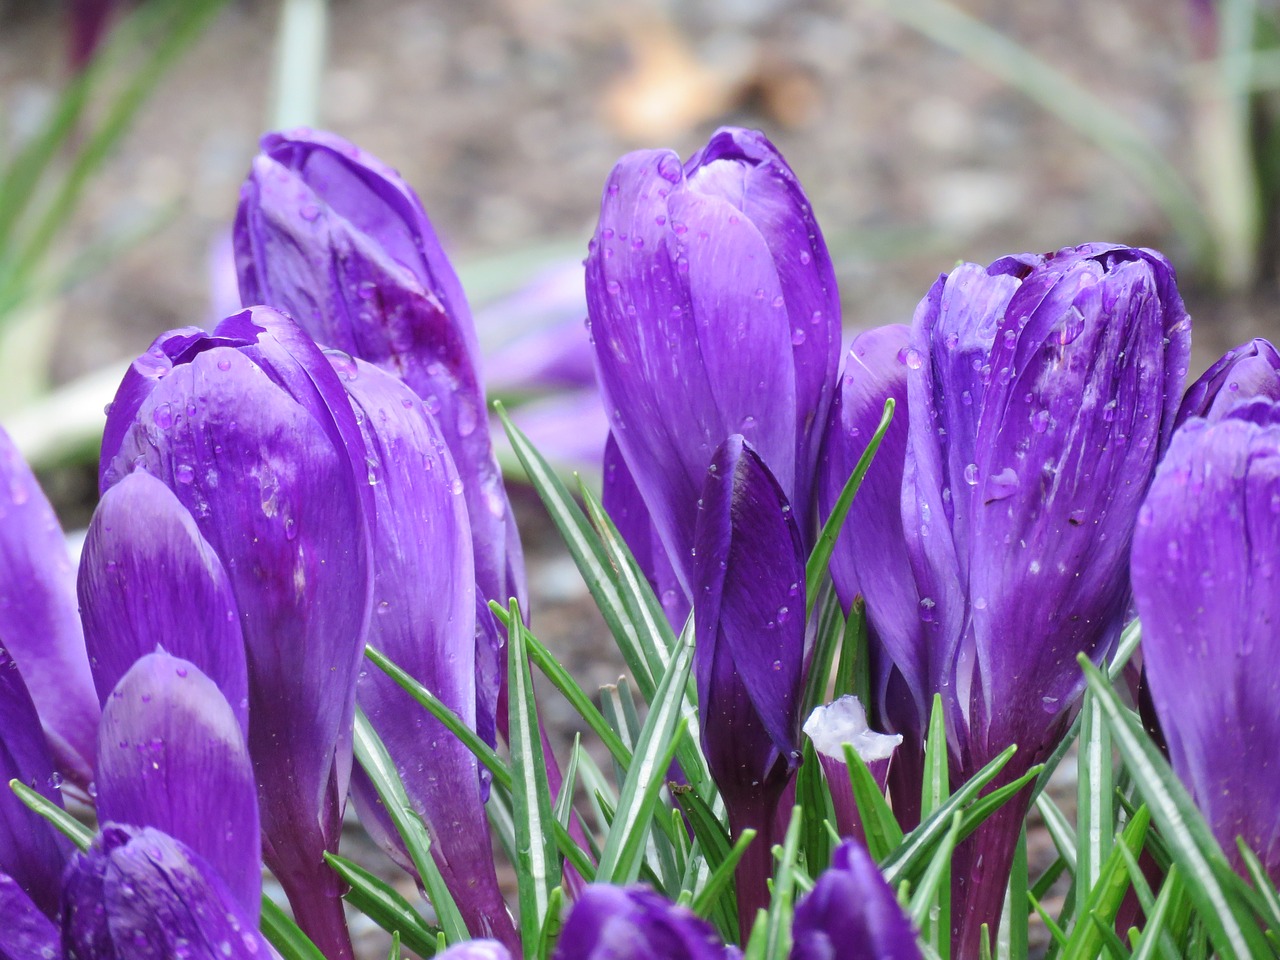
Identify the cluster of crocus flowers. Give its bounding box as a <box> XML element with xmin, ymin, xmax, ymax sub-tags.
<box><xmin>4</xmin><ymin>111</ymin><xmax>1279</xmax><ymax>960</ymax></box>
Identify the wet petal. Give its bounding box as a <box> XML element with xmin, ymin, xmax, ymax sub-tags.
<box><xmin>693</xmin><ymin>436</ymin><xmax>805</xmax><ymax>792</ymax></box>
<box><xmin>1134</xmin><ymin>406</ymin><xmax>1280</xmax><ymax>882</ymax></box>
<box><xmin>0</xmin><ymin>872</ymin><xmax>59</xmax><ymax>960</ymax></box>
<box><xmin>61</xmin><ymin>825</ymin><xmax>270</xmax><ymax>960</ymax></box>
<box><xmin>94</xmin><ymin>653</ymin><xmax>259</xmax><ymax>917</ymax></box>
<box><xmin>0</xmin><ymin>428</ymin><xmax>96</xmax><ymax>787</ymax></box>
<box><xmin>104</xmin><ymin>319</ymin><xmax>371</xmax><ymax>909</ymax></box>
<box><xmin>79</xmin><ymin>472</ymin><xmax>247</xmax><ymax>735</ymax></box>
<box><xmin>337</xmin><ymin>359</ymin><xmax>513</xmax><ymax>946</ymax></box>
<box><xmin>235</xmin><ymin>129</ymin><xmax>523</xmax><ymax>621</ymax></box>
<box><xmin>818</xmin><ymin>325</ymin><xmax>924</xmax><ymax>725</ymax></box>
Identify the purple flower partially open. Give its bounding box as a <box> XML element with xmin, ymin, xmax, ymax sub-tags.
<box><xmin>792</xmin><ymin>841</ymin><xmax>921</xmax><ymax>960</ymax></box>
<box><xmin>586</xmin><ymin>127</ymin><xmax>840</xmax><ymax>598</ymax></box>
<box><xmin>100</xmin><ymin>306</ymin><xmax>373</xmax><ymax>958</ymax></box>
<box><xmin>1133</xmin><ymin>401</ymin><xmax>1280</xmax><ymax>883</ymax></box>
<box><xmin>693</xmin><ymin>434</ymin><xmax>805</xmax><ymax>931</ymax></box>
<box><xmin>552</xmin><ymin>885</ymin><xmax>734</xmax><ymax>960</ymax></box>
<box><xmin>820</xmin><ymin>244</ymin><xmax>1191</xmax><ymax>953</ymax></box>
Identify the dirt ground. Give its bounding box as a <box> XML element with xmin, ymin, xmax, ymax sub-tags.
<box><xmin>0</xmin><ymin>1</ymin><xmax>1273</xmax><ymax>956</ymax></box>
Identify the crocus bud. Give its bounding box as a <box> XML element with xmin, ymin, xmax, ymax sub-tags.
<box><xmin>586</xmin><ymin>127</ymin><xmax>841</xmax><ymax>597</ymax></box>
<box><xmin>822</xmin><ymin>245</ymin><xmax>1191</xmax><ymax>954</ymax></box>
<box><xmin>1175</xmin><ymin>337</ymin><xmax>1280</xmax><ymax>426</ymax></box>
<box><xmin>61</xmin><ymin>825</ymin><xmax>270</xmax><ymax>960</ymax></box>
<box><xmin>333</xmin><ymin>356</ymin><xmax>516</xmax><ymax>950</ymax></box>
<box><xmin>802</xmin><ymin>696</ymin><xmax>902</xmax><ymax>842</ymax></box>
<box><xmin>100</xmin><ymin>307</ymin><xmax>373</xmax><ymax>959</ymax></box>
<box><xmin>0</xmin><ymin>427</ymin><xmax>97</xmax><ymax>788</ymax></box>
<box><xmin>1133</xmin><ymin>400</ymin><xmax>1280</xmax><ymax>883</ymax></box>
<box><xmin>792</xmin><ymin>841</ymin><xmax>922</xmax><ymax>960</ymax></box>
<box><xmin>234</xmin><ymin>131</ymin><xmax>525</xmax><ymax>719</ymax></box>
<box><xmin>693</xmin><ymin>434</ymin><xmax>805</xmax><ymax>933</ymax></box>
<box><xmin>552</xmin><ymin>885</ymin><xmax>734</xmax><ymax>960</ymax></box>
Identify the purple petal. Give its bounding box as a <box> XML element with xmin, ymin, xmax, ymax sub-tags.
<box><xmin>792</xmin><ymin>841</ymin><xmax>922</xmax><ymax>960</ymax></box>
<box><xmin>818</xmin><ymin>325</ymin><xmax>925</xmax><ymax>727</ymax></box>
<box><xmin>94</xmin><ymin>653</ymin><xmax>259</xmax><ymax>918</ymax></box>
<box><xmin>61</xmin><ymin>824</ymin><xmax>271</xmax><ymax>960</ymax></box>
<box><xmin>234</xmin><ymin>129</ymin><xmax>524</xmax><ymax>621</ymax></box>
<box><xmin>336</xmin><ymin>359</ymin><xmax>514</xmax><ymax>946</ymax></box>
<box><xmin>1133</xmin><ymin>407</ymin><xmax>1280</xmax><ymax>883</ymax></box>
<box><xmin>1176</xmin><ymin>337</ymin><xmax>1280</xmax><ymax>427</ymax></box>
<box><xmin>103</xmin><ymin>323</ymin><xmax>371</xmax><ymax>909</ymax></box>
<box><xmin>437</xmin><ymin>943</ymin><xmax>514</xmax><ymax>960</ymax></box>
<box><xmin>0</xmin><ymin>427</ymin><xmax>97</xmax><ymax>787</ymax></box>
<box><xmin>693</xmin><ymin>436</ymin><xmax>805</xmax><ymax>792</ymax></box>
<box><xmin>684</xmin><ymin>128</ymin><xmax>841</xmax><ymax>490</ymax></box>
<box><xmin>552</xmin><ymin>885</ymin><xmax>732</xmax><ymax>960</ymax></box>
<box><xmin>602</xmin><ymin>432</ymin><xmax>688</xmax><ymax>628</ymax></box>
<box><xmin>692</xmin><ymin>436</ymin><xmax>805</xmax><ymax>927</ymax></box>
<box><xmin>78</xmin><ymin>471</ymin><xmax>248</xmax><ymax>735</ymax></box>
<box><xmin>0</xmin><ymin>872</ymin><xmax>59</xmax><ymax>960</ymax></box>
<box><xmin>0</xmin><ymin>643</ymin><xmax>68</xmax><ymax>919</ymax></box>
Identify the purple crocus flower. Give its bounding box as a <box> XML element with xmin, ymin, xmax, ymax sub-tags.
<box><xmin>693</xmin><ymin>435</ymin><xmax>805</xmax><ymax>933</ymax></box>
<box><xmin>552</xmin><ymin>885</ymin><xmax>735</xmax><ymax>960</ymax></box>
<box><xmin>821</xmin><ymin>245</ymin><xmax>1191</xmax><ymax>954</ymax></box>
<box><xmin>99</xmin><ymin>306</ymin><xmax>373</xmax><ymax>959</ymax></box>
<box><xmin>586</xmin><ymin>127</ymin><xmax>841</xmax><ymax>599</ymax></box>
<box><xmin>333</xmin><ymin>355</ymin><xmax>516</xmax><ymax>949</ymax></box>
<box><xmin>234</xmin><ymin>129</ymin><xmax>524</xmax><ymax>743</ymax></box>
<box><xmin>0</xmin><ymin>427</ymin><xmax>97</xmax><ymax>789</ymax></box>
<box><xmin>792</xmin><ymin>841</ymin><xmax>922</xmax><ymax>960</ymax></box>
<box><xmin>801</xmin><ymin>696</ymin><xmax>901</xmax><ymax>843</ymax></box>
<box><xmin>1133</xmin><ymin>401</ymin><xmax>1280</xmax><ymax>883</ymax></box>
<box><xmin>1176</xmin><ymin>337</ymin><xmax>1280</xmax><ymax>427</ymax></box>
